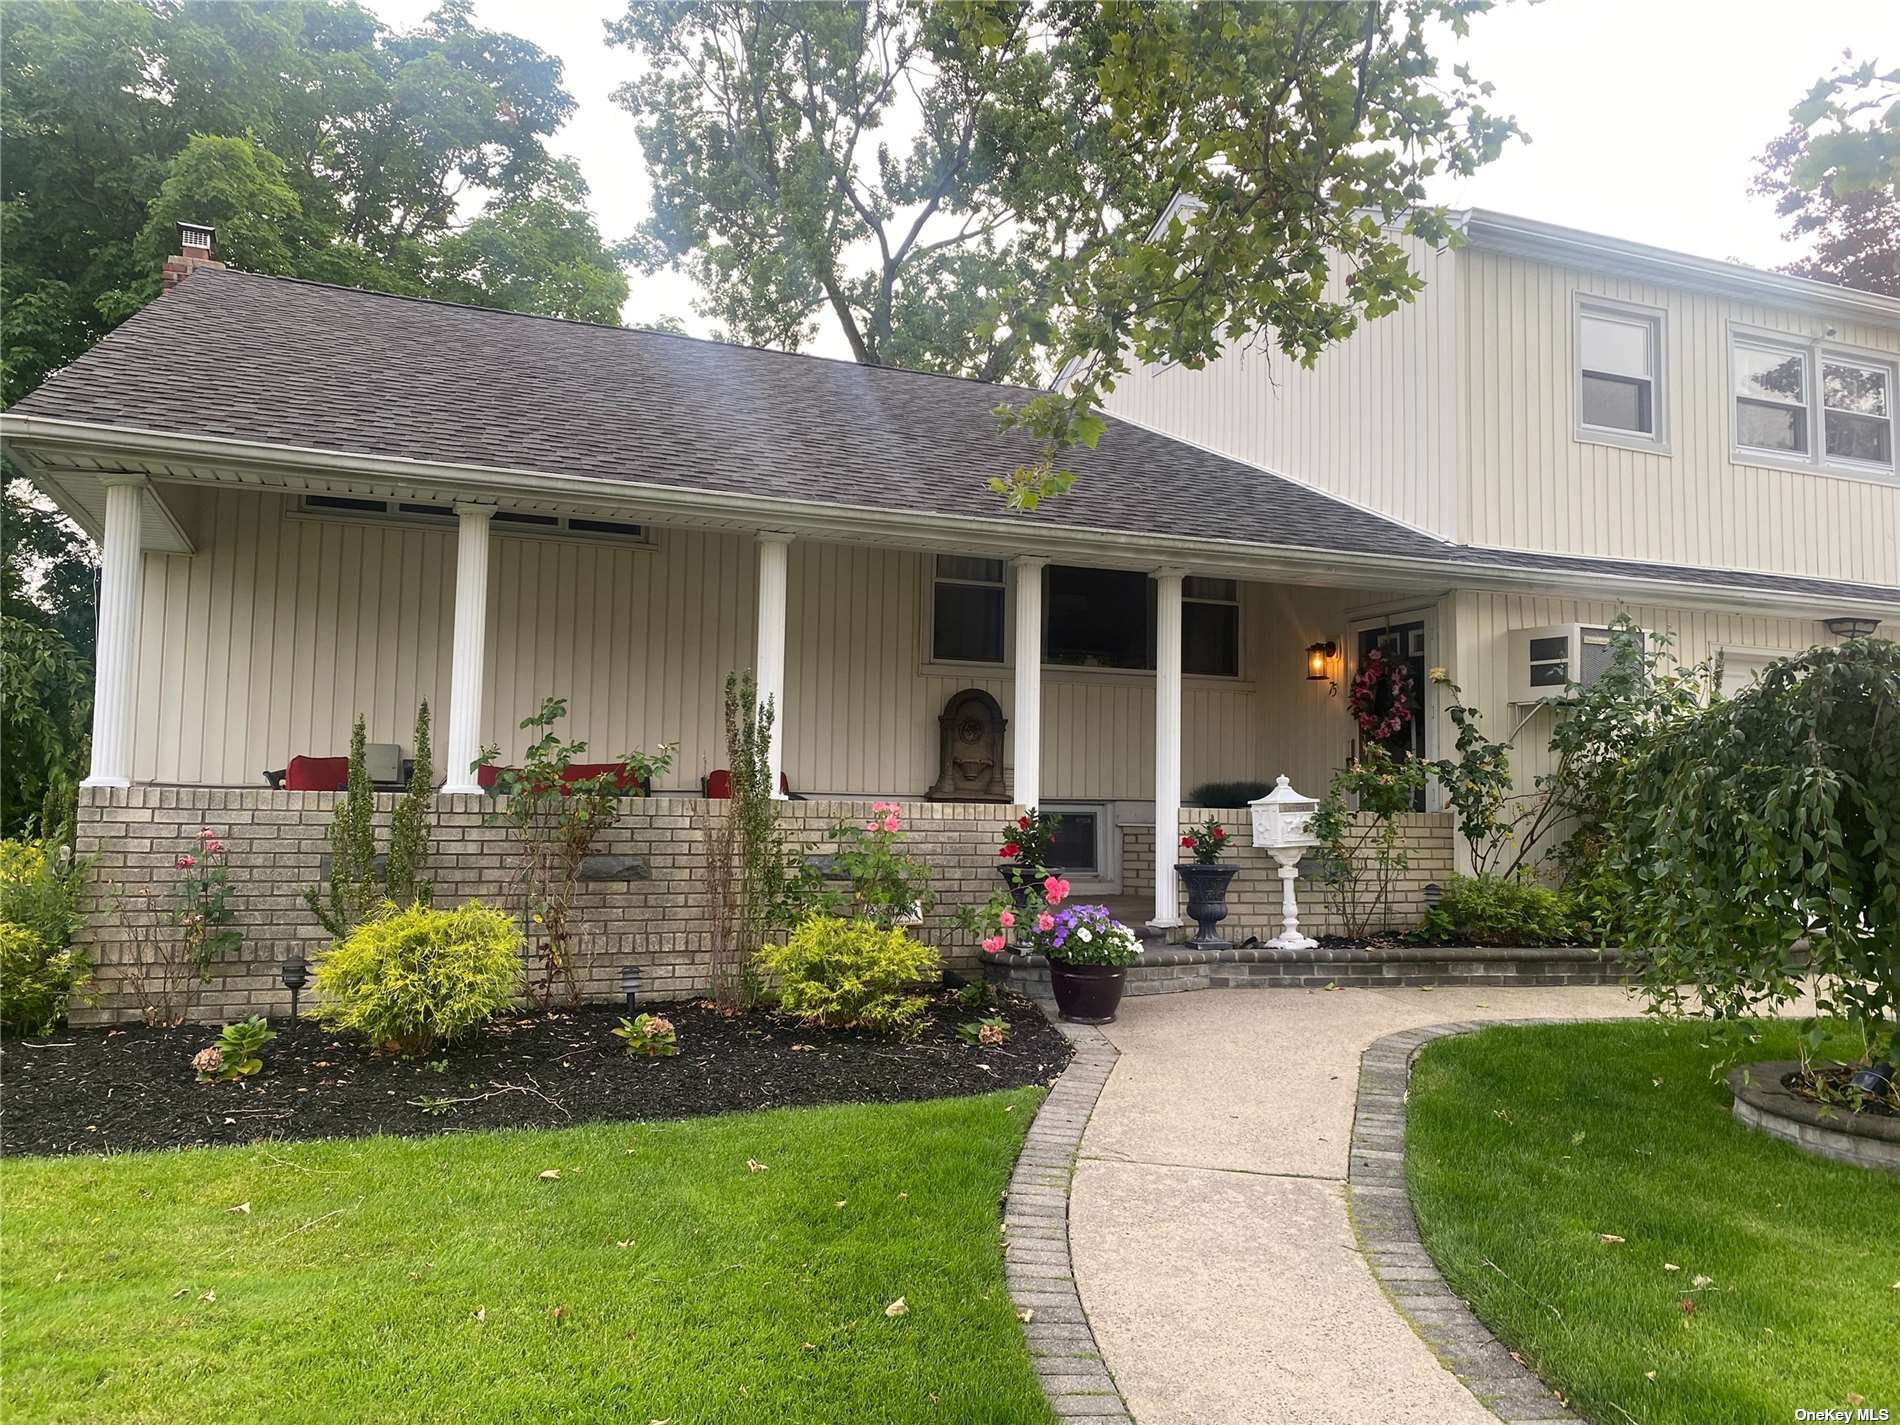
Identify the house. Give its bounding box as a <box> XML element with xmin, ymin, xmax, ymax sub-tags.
<box><xmin>4</xmin><ymin>216</ymin><xmax>1895</xmax><ymax>1021</ymax></box>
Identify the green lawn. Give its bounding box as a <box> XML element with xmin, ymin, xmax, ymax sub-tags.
<box><xmin>1406</xmin><ymin>1020</ymin><xmax>1900</xmax><ymax>1425</ymax></box>
<box><xmin>1</xmin><ymin>1090</ymin><xmax>1054</xmax><ymax>1425</ymax></box>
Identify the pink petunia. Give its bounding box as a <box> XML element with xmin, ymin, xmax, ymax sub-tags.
<box><xmin>981</xmin><ymin>935</ymin><xmax>1006</xmax><ymax>955</ymax></box>
<box><xmin>998</xmin><ymin>910</ymin><xmax>1016</xmax><ymax>928</ymax></box>
<box><xmin>881</xmin><ymin>814</ymin><xmax>900</xmax><ymax>833</ymax></box>
<box><xmin>175</xmin><ymin>853</ymin><xmax>195</xmax><ymax>870</ymax></box>
<box><xmin>1036</xmin><ymin>912</ymin><xmax>1055</xmax><ymax>933</ymax></box>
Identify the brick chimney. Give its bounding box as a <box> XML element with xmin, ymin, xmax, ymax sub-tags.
<box><xmin>162</xmin><ymin>221</ymin><xmax>225</xmax><ymax>289</ymax></box>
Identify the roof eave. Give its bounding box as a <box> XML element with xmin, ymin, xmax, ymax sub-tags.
<box><xmin>4</xmin><ymin>413</ymin><xmax>1894</xmax><ymax>621</ymax></box>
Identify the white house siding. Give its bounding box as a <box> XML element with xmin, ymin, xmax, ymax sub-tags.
<box><xmin>1098</xmin><ymin>236</ymin><xmax>1460</xmax><ymax>537</ymax></box>
<box><xmin>1441</xmin><ymin>589</ymin><xmax>1829</xmax><ymax>795</ymax></box>
<box><xmin>125</xmin><ymin>486</ymin><xmax>1378</xmax><ymax>798</ymax></box>
<box><xmin>1458</xmin><ymin>247</ymin><xmax>1900</xmax><ymax>586</ymax></box>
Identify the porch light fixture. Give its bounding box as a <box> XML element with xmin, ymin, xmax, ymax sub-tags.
<box><xmin>281</xmin><ymin>953</ymin><xmax>309</xmax><ymax>1020</ymax></box>
<box><xmin>1823</xmin><ymin>616</ymin><xmax>1881</xmax><ymax>639</ymax></box>
<box><xmin>620</xmin><ymin>964</ymin><xmax>643</xmax><ymax>1013</ymax></box>
<box><xmin>1304</xmin><ymin>641</ymin><xmax>1337</xmax><ymax>681</ymax></box>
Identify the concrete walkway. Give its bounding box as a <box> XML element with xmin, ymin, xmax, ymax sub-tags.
<box><xmin>1067</xmin><ymin>984</ymin><xmax>1646</xmax><ymax>1425</ymax></box>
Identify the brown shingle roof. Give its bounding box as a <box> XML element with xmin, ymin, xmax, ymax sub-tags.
<box><xmin>12</xmin><ymin>266</ymin><xmax>1897</xmax><ymax>608</ymax></box>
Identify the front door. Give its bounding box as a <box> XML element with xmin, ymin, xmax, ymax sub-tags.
<box><xmin>1353</xmin><ymin>617</ymin><xmax>1430</xmax><ymax>810</ymax></box>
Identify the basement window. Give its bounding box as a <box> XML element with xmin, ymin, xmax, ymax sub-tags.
<box><xmin>295</xmin><ymin>496</ymin><xmax>647</xmax><ymax>544</ymax></box>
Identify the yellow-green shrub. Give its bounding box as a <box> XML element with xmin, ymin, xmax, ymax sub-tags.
<box><xmin>1</xmin><ymin>838</ymin><xmax>88</xmax><ymax>1035</ymax></box>
<box><xmin>756</xmin><ymin>915</ymin><xmax>940</xmax><ymax>1037</ymax></box>
<box><xmin>314</xmin><ymin>901</ymin><xmax>521</xmax><ymax>1055</ymax></box>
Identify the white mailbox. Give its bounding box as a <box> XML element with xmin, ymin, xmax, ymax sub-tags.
<box><xmin>1249</xmin><ymin>775</ymin><xmax>1319</xmax><ymax>850</ymax></box>
<box><xmin>1248</xmin><ymin>775</ymin><xmax>1320</xmax><ymax>951</ymax></box>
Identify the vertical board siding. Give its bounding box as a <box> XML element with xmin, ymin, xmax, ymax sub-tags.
<box><xmin>1447</xmin><ymin>591</ymin><xmax>1829</xmax><ymax>794</ymax></box>
<box><xmin>1460</xmin><ymin>249</ymin><xmax>1900</xmax><ymax>585</ymax></box>
<box><xmin>1100</xmin><ymin>236</ymin><xmax>1460</xmax><ymax>537</ymax></box>
<box><xmin>130</xmin><ymin>489</ymin><xmax>1379</xmax><ymax>797</ymax></box>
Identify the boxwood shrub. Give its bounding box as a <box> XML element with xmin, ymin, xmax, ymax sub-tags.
<box><xmin>315</xmin><ymin>901</ymin><xmax>521</xmax><ymax>1055</ymax></box>
<box><xmin>757</xmin><ymin>915</ymin><xmax>941</xmax><ymax>1037</ymax></box>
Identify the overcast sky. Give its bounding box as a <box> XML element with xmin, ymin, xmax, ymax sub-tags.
<box><xmin>375</xmin><ymin>0</ymin><xmax>1900</xmax><ymax>351</ymax></box>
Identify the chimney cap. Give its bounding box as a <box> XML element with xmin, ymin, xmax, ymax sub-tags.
<box><xmin>176</xmin><ymin>220</ymin><xmax>215</xmax><ymax>253</ymax></box>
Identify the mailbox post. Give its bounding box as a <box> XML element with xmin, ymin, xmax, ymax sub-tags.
<box><xmin>1249</xmin><ymin>776</ymin><xmax>1321</xmax><ymax>950</ymax></box>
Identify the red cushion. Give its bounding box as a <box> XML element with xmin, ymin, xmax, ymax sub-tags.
<box><xmin>477</xmin><ymin>764</ymin><xmax>504</xmax><ymax>790</ymax></box>
<box><xmin>561</xmin><ymin>763</ymin><xmax>649</xmax><ymax>794</ymax></box>
<box><xmin>704</xmin><ymin>769</ymin><xmax>732</xmax><ymax>799</ymax></box>
<box><xmin>284</xmin><ymin>755</ymin><xmax>350</xmax><ymax>792</ymax></box>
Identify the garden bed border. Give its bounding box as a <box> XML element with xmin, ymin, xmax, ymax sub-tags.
<box><xmin>1002</xmin><ymin>1019</ymin><xmax>1134</xmax><ymax>1425</ymax></box>
<box><xmin>1727</xmin><ymin>1060</ymin><xmax>1900</xmax><ymax>1174</ymax></box>
<box><xmin>1348</xmin><ymin>1020</ymin><xmax>1587</xmax><ymax>1425</ymax></box>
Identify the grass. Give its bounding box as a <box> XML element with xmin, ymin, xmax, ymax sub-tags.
<box><xmin>1405</xmin><ymin>1020</ymin><xmax>1900</xmax><ymax>1425</ymax></box>
<box><xmin>1</xmin><ymin>1090</ymin><xmax>1054</xmax><ymax>1425</ymax></box>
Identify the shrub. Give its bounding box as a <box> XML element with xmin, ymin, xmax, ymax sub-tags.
<box><xmin>1187</xmin><ymin>780</ymin><xmax>1272</xmax><ymax>807</ymax></box>
<box><xmin>384</xmin><ymin>700</ymin><xmax>435</xmax><ymax>908</ymax></box>
<box><xmin>794</xmin><ymin>802</ymin><xmax>934</xmax><ymax>927</ymax></box>
<box><xmin>0</xmin><ymin>838</ymin><xmax>89</xmax><ymax>1034</ymax></box>
<box><xmin>315</xmin><ymin>901</ymin><xmax>522</xmax><ymax>1056</ymax></box>
<box><xmin>307</xmin><ymin>715</ymin><xmax>379</xmax><ymax>940</ymax></box>
<box><xmin>1417</xmin><ymin>875</ymin><xmax>1580</xmax><ymax>947</ymax></box>
<box><xmin>757</xmin><ymin>915</ymin><xmax>941</xmax><ymax>1037</ymax></box>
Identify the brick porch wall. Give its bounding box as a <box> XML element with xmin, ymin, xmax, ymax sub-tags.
<box><xmin>72</xmin><ymin>787</ymin><xmax>1009</xmax><ymax>1025</ymax></box>
<box><xmin>1119</xmin><ymin>809</ymin><xmax>1454</xmax><ymax>939</ymax></box>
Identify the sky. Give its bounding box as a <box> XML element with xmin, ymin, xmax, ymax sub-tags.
<box><xmin>373</xmin><ymin>0</ymin><xmax>1900</xmax><ymax>353</ymax></box>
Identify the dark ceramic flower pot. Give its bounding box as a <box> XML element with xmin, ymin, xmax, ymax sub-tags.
<box><xmin>999</xmin><ymin>865</ymin><xmax>1038</xmax><ymax>911</ymax></box>
<box><xmin>1048</xmin><ymin>961</ymin><xmax>1127</xmax><ymax>1025</ymax></box>
<box><xmin>1175</xmin><ymin>862</ymin><xmax>1239</xmax><ymax>949</ymax></box>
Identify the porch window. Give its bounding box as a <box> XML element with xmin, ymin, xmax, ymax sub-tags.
<box><xmin>930</xmin><ymin>554</ymin><xmax>1006</xmax><ymax>663</ymax></box>
<box><xmin>1183</xmin><ymin>576</ymin><xmax>1240</xmax><ymax>677</ymax></box>
<box><xmin>1045</xmin><ymin>566</ymin><xmax>1153</xmax><ymax>669</ymax></box>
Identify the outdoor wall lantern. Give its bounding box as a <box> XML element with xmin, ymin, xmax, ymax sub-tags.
<box><xmin>621</xmin><ymin>964</ymin><xmax>643</xmax><ymax>1013</ymax></box>
<box><xmin>1304</xmin><ymin>641</ymin><xmax>1337</xmax><ymax>681</ymax></box>
<box><xmin>1249</xmin><ymin>776</ymin><xmax>1321</xmax><ymax>950</ymax></box>
<box><xmin>1823</xmin><ymin>616</ymin><xmax>1881</xmax><ymax>639</ymax></box>
<box><xmin>280</xmin><ymin>953</ymin><xmax>309</xmax><ymax>1020</ymax></box>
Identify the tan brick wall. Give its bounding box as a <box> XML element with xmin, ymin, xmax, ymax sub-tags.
<box><xmin>1122</xmin><ymin>810</ymin><xmax>1454</xmax><ymax>939</ymax></box>
<box><xmin>73</xmin><ymin>787</ymin><xmax>1009</xmax><ymax>1025</ymax></box>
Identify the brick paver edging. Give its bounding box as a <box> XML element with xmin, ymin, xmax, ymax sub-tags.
<box><xmin>1347</xmin><ymin>1020</ymin><xmax>1587</xmax><ymax>1425</ymax></box>
<box><xmin>1003</xmin><ymin>1020</ymin><xmax>1134</xmax><ymax>1425</ymax></box>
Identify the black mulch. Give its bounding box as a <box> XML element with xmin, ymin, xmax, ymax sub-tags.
<box><xmin>1784</xmin><ymin>1063</ymin><xmax>1899</xmax><ymax>1118</ymax></box>
<box><xmin>0</xmin><ymin>994</ymin><xmax>1072</xmax><ymax>1159</ymax></box>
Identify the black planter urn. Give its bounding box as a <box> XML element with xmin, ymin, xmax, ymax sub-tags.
<box><xmin>1048</xmin><ymin>961</ymin><xmax>1127</xmax><ymax>1025</ymax></box>
<box><xmin>999</xmin><ymin>865</ymin><xmax>1039</xmax><ymax>911</ymax></box>
<box><xmin>1175</xmin><ymin>862</ymin><xmax>1239</xmax><ymax>950</ymax></box>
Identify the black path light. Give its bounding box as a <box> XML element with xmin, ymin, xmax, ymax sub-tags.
<box><xmin>281</xmin><ymin>953</ymin><xmax>309</xmax><ymax>1020</ymax></box>
<box><xmin>621</xmin><ymin>964</ymin><xmax>643</xmax><ymax>1013</ymax></box>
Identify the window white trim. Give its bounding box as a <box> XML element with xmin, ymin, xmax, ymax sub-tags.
<box><xmin>926</xmin><ymin>553</ymin><xmax>1009</xmax><ymax>666</ymax></box>
<box><xmin>1727</xmin><ymin>323</ymin><xmax>1899</xmax><ymax>484</ymax></box>
<box><xmin>1574</xmin><ymin>294</ymin><xmax>1668</xmax><ymax>453</ymax></box>
<box><xmin>292</xmin><ymin>494</ymin><xmax>652</xmax><ymax>547</ymax></box>
<box><xmin>1038</xmin><ymin>801</ymin><xmax>1118</xmax><ymax>895</ymax></box>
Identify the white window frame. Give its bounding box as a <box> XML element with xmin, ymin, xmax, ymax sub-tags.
<box><xmin>1037</xmin><ymin>800</ymin><xmax>1118</xmax><ymax>895</ymax></box>
<box><xmin>1728</xmin><ymin>324</ymin><xmax>1899</xmax><ymax>485</ymax></box>
<box><xmin>1574</xmin><ymin>295</ymin><xmax>1668</xmax><ymax>453</ymax></box>
<box><xmin>292</xmin><ymin>494</ymin><xmax>653</xmax><ymax>547</ymax></box>
<box><xmin>926</xmin><ymin>553</ymin><xmax>1010</xmax><ymax>667</ymax></box>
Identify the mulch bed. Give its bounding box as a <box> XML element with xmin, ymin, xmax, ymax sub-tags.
<box><xmin>1783</xmin><ymin>1062</ymin><xmax>1898</xmax><ymax>1118</ymax></box>
<box><xmin>0</xmin><ymin>994</ymin><xmax>1072</xmax><ymax>1158</ymax></box>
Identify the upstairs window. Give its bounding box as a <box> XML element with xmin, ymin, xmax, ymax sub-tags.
<box><xmin>1733</xmin><ymin>340</ymin><xmax>1809</xmax><ymax>455</ymax></box>
<box><xmin>930</xmin><ymin>555</ymin><xmax>1006</xmax><ymax>663</ymax></box>
<box><xmin>1730</xmin><ymin>328</ymin><xmax>1897</xmax><ymax>480</ymax></box>
<box><xmin>1576</xmin><ymin>301</ymin><xmax>1664</xmax><ymax>447</ymax></box>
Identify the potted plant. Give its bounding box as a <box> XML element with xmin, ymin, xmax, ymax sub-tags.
<box><xmin>1034</xmin><ymin>901</ymin><xmax>1142</xmax><ymax>1024</ymax></box>
<box><xmin>1175</xmin><ymin>815</ymin><xmax>1238</xmax><ymax>949</ymax></box>
<box><xmin>996</xmin><ymin>809</ymin><xmax>1061</xmax><ymax>908</ymax></box>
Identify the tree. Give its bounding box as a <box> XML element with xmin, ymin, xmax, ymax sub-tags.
<box><xmin>1617</xmin><ymin>639</ymin><xmax>1900</xmax><ymax>1067</ymax></box>
<box><xmin>609</xmin><ymin>0</ymin><xmax>1517</xmax><ymax>508</ymax></box>
<box><xmin>0</xmin><ymin>0</ymin><xmax>629</xmax><ymax>407</ymax></box>
<box><xmin>1752</xmin><ymin>59</ymin><xmax>1900</xmax><ymax>297</ymax></box>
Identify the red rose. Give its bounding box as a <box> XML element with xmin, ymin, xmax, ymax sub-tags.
<box><xmin>1018</xmin><ymin>815</ymin><xmax>1030</xmax><ymax>830</ymax></box>
<box><xmin>1000</xmin><ymin>842</ymin><xmax>1020</xmax><ymax>858</ymax></box>
<box><xmin>1213</xmin><ymin>826</ymin><xmax>1224</xmax><ymax>839</ymax></box>
<box><xmin>1181</xmin><ymin>835</ymin><xmax>1193</xmax><ymax>848</ymax></box>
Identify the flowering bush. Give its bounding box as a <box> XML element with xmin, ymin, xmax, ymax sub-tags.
<box><xmin>1180</xmin><ymin>816</ymin><xmax>1227</xmax><ymax>865</ymax></box>
<box><xmin>794</xmin><ymin>802</ymin><xmax>934</xmax><ymax>927</ymax></box>
<box><xmin>0</xmin><ymin>837</ymin><xmax>89</xmax><ymax>1035</ymax></box>
<box><xmin>195</xmin><ymin>1016</ymin><xmax>276</xmax><ymax>1082</ymax></box>
<box><xmin>997</xmin><ymin>808</ymin><xmax>1062</xmax><ymax>875</ymax></box>
<box><xmin>1348</xmin><ymin>646</ymin><xmax>1414</xmax><ymax>743</ymax></box>
<box><xmin>175</xmin><ymin>826</ymin><xmax>241</xmax><ymax>978</ymax></box>
<box><xmin>1030</xmin><ymin>903</ymin><xmax>1142</xmax><ymax>966</ymax></box>
<box><xmin>613</xmin><ymin>1012</ymin><xmax>679</xmax><ymax>1057</ymax></box>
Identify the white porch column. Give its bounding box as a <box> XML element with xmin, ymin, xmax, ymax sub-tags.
<box><xmin>82</xmin><ymin>477</ymin><xmax>146</xmax><ymax>788</ymax></box>
<box><xmin>442</xmin><ymin>503</ymin><xmax>494</xmax><ymax>794</ymax></box>
<box><xmin>1011</xmin><ymin>556</ymin><xmax>1046</xmax><ymax>810</ymax></box>
<box><xmin>755</xmin><ymin>533</ymin><xmax>792</xmax><ymax>797</ymax></box>
<box><xmin>1152</xmin><ymin>567</ymin><xmax>1186</xmax><ymax>928</ymax></box>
